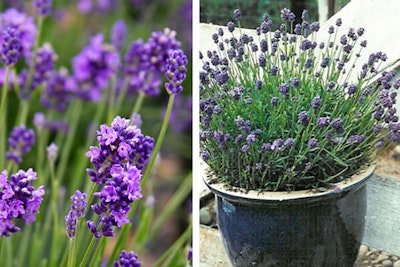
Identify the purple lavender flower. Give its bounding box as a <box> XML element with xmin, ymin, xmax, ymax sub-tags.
<box><xmin>298</xmin><ymin>111</ymin><xmax>310</xmax><ymax>126</ymax></box>
<box><xmin>227</xmin><ymin>21</ymin><xmax>235</xmax><ymax>32</ymax></box>
<box><xmin>6</xmin><ymin>125</ymin><xmax>35</xmax><ymax>164</ymax></box>
<box><xmin>123</xmin><ymin>39</ymin><xmax>161</xmax><ymax>97</ymax></box>
<box><xmin>40</xmin><ymin>68</ymin><xmax>71</xmax><ymax>112</ymax></box>
<box><xmin>77</xmin><ymin>0</ymin><xmax>92</xmax><ymax>13</ymax></box>
<box><xmin>147</xmin><ymin>28</ymin><xmax>181</xmax><ymax>73</ymax></box>
<box><xmin>279</xmin><ymin>83</ymin><xmax>289</xmax><ymax>99</ymax></box>
<box><xmin>271</xmin><ymin>138</ymin><xmax>284</xmax><ymax>152</ymax></box>
<box><xmin>233</xmin><ymin>9</ymin><xmax>241</xmax><ymax>21</ymax></box>
<box><xmin>280</xmin><ymin>8</ymin><xmax>295</xmax><ymax>22</ymax></box>
<box><xmin>346</xmin><ymin>135</ymin><xmax>365</xmax><ymax>144</ymax></box>
<box><xmin>34</xmin><ymin>0</ymin><xmax>52</xmax><ymax>16</ymax></box>
<box><xmin>114</xmin><ymin>250</ymin><xmax>141</xmax><ymax>267</ymax></box>
<box><xmin>20</xmin><ymin>43</ymin><xmax>57</xmax><ymax>99</ymax></box>
<box><xmin>0</xmin><ymin>27</ymin><xmax>21</xmax><ymax>66</ymax></box>
<box><xmin>68</xmin><ymin>34</ymin><xmax>119</xmax><ymax>102</ymax></box>
<box><xmin>164</xmin><ymin>49</ymin><xmax>188</xmax><ymax>95</ymax></box>
<box><xmin>284</xmin><ymin>138</ymin><xmax>294</xmax><ymax>148</ymax></box>
<box><xmin>111</xmin><ymin>20</ymin><xmax>127</xmax><ymax>52</ymax></box>
<box><xmin>311</xmin><ymin>96</ymin><xmax>322</xmax><ymax>109</ymax></box>
<box><xmin>200</xmin><ymin>150</ymin><xmax>210</xmax><ymax>161</ymax></box>
<box><xmin>46</xmin><ymin>143</ymin><xmax>58</xmax><ymax>162</ymax></box>
<box><xmin>0</xmin><ymin>9</ymin><xmax>37</xmax><ymax>60</ymax></box>
<box><xmin>65</xmin><ymin>190</ymin><xmax>87</xmax><ymax>238</ymax></box>
<box><xmin>86</xmin><ymin>116</ymin><xmax>153</xmax><ymax>237</ymax></box>
<box><xmin>317</xmin><ymin>116</ymin><xmax>330</xmax><ymax>128</ymax></box>
<box><xmin>347</xmin><ymin>84</ymin><xmax>357</xmax><ymax>95</ymax></box>
<box><xmin>307</xmin><ymin>138</ymin><xmax>318</xmax><ymax>149</ymax></box>
<box><xmin>331</xmin><ymin>118</ymin><xmax>344</xmax><ymax>134</ymax></box>
<box><xmin>0</xmin><ymin>169</ymin><xmax>44</xmax><ymax>236</ymax></box>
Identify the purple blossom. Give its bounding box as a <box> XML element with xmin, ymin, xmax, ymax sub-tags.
<box><xmin>317</xmin><ymin>116</ymin><xmax>330</xmax><ymax>128</ymax></box>
<box><xmin>6</xmin><ymin>125</ymin><xmax>35</xmax><ymax>164</ymax></box>
<box><xmin>271</xmin><ymin>138</ymin><xmax>284</xmax><ymax>152</ymax></box>
<box><xmin>233</xmin><ymin>9</ymin><xmax>241</xmax><ymax>21</ymax></box>
<box><xmin>65</xmin><ymin>190</ymin><xmax>87</xmax><ymax>238</ymax></box>
<box><xmin>164</xmin><ymin>49</ymin><xmax>188</xmax><ymax>95</ymax></box>
<box><xmin>0</xmin><ymin>9</ymin><xmax>37</xmax><ymax>60</ymax></box>
<box><xmin>307</xmin><ymin>138</ymin><xmax>318</xmax><ymax>149</ymax></box>
<box><xmin>123</xmin><ymin>39</ymin><xmax>161</xmax><ymax>97</ymax></box>
<box><xmin>34</xmin><ymin>0</ymin><xmax>52</xmax><ymax>16</ymax></box>
<box><xmin>347</xmin><ymin>84</ymin><xmax>357</xmax><ymax>95</ymax></box>
<box><xmin>279</xmin><ymin>83</ymin><xmax>289</xmax><ymax>98</ymax></box>
<box><xmin>86</xmin><ymin>116</ymin><xmax>154</xmax><ymax>183</ymax></box>
<box><xmin>246</xmin><ymin>134</ymin><xmax>256</xmax><ymax>144</ymax></box>
<box><xmin>346</xmin><ymin>135</ymin><xmax>365</xmax><ymax>144</ymax></box>
<box><xmin>86</xmin><ymin>116</ymin><xmax>153</xmax><ymax>237</ymax></box>
<box><xmin>227</xmin><ymin>21</ymin><xmax>235</xmax><ymax>32</ymax></box>
<box><xmin>46</xmin><ymin>143</ymin><xmax>58</xmax><ymax>162</ymax></box>
<box><xmin>280</xmin><ymin>8</ymin><xmax>295</xmax><ymax>22</ymax></box>
<box><xmin>284</xmin><ymin>138</ymin><xmax>294</xmax><ymax>148</ymax></box>
<box><xmin>111</xmin><ymin>20</ymin><xmax>127</xmax><ymax>52</ymax></box>
<box><xmin>298</xmin><ymin>111</ymin><xmax>310</xmax><ymax>126</ymax></box>
<box><xmin>114</xmin><ymin>250</ymin><xmax>141</xmax><ymax>267</ymax></box>
<box><xmin>0</xmin><ymin>169</ymin><xmax>44</xmax><ymax>236</ymax></box>
<box><xmin>68</xmin><ymin>34</ymin><xmax>119</xmax><ymax>102</ymax></box>
<box><xmin>200</xmin><ymin>150</ymin><xmax>210</xmax><ymax>161</ymax></box>
<box><xmin>147</xmin><ymin>28</ymin><xmax>181</xmax><ymax>73</ymax></box>
<box><xmin>311</xmin><ymin>96</ymin><xmax>322</xmax><ymax>109</ymax></box>
<box><xmin>33</xmin><ymin>112</ymin><xmax>69</xmax><ymax>133</ymax></box>
<box><xmin>20</xmin><ymin>43</ymin><xmax>57</xmax><ymax>99</ymax></box>
<box><xmin>0</xmin><ymin>27</ymin><xmax>21</xmax><ymax>66</ymax></box>
<box><xmin>40</xmin><ymin>68</ymin><xmax>72</xmax><ymax>112</ymax></box>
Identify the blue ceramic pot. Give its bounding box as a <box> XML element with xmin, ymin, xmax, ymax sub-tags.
<box><xmin>205</xmin><ymin>166</ymin><xmax>375</xmax><ymax>267</ymax></box>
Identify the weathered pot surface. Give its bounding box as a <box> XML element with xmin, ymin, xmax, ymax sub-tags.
<box><xmin>204</xmin><ymin>165</ymin><xmax>375</xmax><ymax>267</ymax></box>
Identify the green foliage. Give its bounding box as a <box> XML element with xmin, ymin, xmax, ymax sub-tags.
<box><xmin>200</xmin><ymin>9</ymin><xmax>398</xmax><ymax>191</ymax></box>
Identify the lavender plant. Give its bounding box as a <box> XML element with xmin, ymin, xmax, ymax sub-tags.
<box><xmin>200</xmin><ymin>8</ymin><xmax>400</xmax><ymax>191</ymax></box>
<box><xmin>0</xmin><ymin>1</ymin><xmax>192</xmax><ymax>266</ymax></box>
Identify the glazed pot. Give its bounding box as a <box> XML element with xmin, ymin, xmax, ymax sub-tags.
<box><xmin>204</xmin><ymin>165</ymin><xmax>375</xmax><ymax>267</ymax></box>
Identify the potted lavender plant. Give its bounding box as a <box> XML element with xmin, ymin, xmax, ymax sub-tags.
<box><xmin>200</xmin><ymin>8</ymin><xmax>400</xmax><ymax>267</ymax></box>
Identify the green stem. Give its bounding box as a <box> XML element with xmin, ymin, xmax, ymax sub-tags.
<box><xmin>153</xmin><ymin>224</ymin><xmax>192</xmax><ymax>267</ymax></box>
<box><xmin>107</xmin><ymin>75</ymin><xmax>117</xmax><ymax>124</ymax></box>
<box><xmin>131</xmin><ymin>91</ymin><xmax>146</xmax><ymax>116</ymax></box>
<box><xmin>89</xmin><ymin>236</ymin><xmax>106</xmax><ymax>267</ymax></box>
<box><xmin>56</xmin><ymin>99</ymin><xmax>83</xmax><ymax>183</ymax></box>
<box><xmin>115</xmin><ymin>77</ymin><xmax>130</xmax><ymax>116</ymax></box>
<box><xmin>0</xmin><ymin>67</ymin><xmax>10</xmax><ymax>169</ymax></box>
<box><xmin>0</xmin><ymin>67</ymin><xmax>9</xmax><ymax>121</ymax></box>
<box><xmin>140</xmin><ymin>94</ymin><xmax>175</xmax><ymax>188</ymax></box>
<box><xmin>67</xmin><ymin>238</ymin><xmax>76</xmax><ymax>267</ymax></box>
<box><xmin>78</xmin><ymin>235</ymin><xmax>97</xmax><ymax>267</ymax></box>
<box><xmin>148</xmin><ymin>172</ymin><xmax>192</xmax><ymax>240</ymax></box>
<box><xmin>49</xmin><ymin>160</ymin><xmax>60</xmax><ymax>266</ymax></box>
<box><xmin>0</xmin><ymin>236</ymin><xmax>3</xmax><ymax>259</ymax></box>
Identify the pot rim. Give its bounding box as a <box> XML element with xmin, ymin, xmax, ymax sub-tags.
<box><xmin>203</xmin><ymin>164</ymin><xmax>375</xmax><ymax>204</ymax></box>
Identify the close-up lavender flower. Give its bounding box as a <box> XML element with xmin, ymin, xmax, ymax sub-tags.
<box><xmin>0</xmin><ymin>27</ymin><xmax>21</xmax><ymax>66</ymax></box>
<box><xmin>0</xmin><ymin>169</ymin><xmax>44</xmax><ymax>236</ymax></box>
<box><xmin>6</xmin><ymin>125</ymin><xmax>35</xmax><ymax>164</ymax></box>
<box><xmin>0</xmin><ymin>1</ymin><xmax>192</xmax><ymax>266</ymax></box>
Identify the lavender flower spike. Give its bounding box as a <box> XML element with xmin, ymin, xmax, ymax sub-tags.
<box><xmin>65</xmin><ymin>190</ymin><xmax>87</xmax><ymax>238</ymax></box>
<box><xmin>0</xmin><ymin>168</ymin><xmax>44</xmax><ymax>236</ymax></box>
<box><xmin>165</xmin><ymin>49</ymin><xmax>188</xmax><ymax>95</ymax></box>
<box><xmin>114</xmin><ymin>250</ymin><xmax>141</xmax><ymax>267</ymax></box>
<box><xmin>6</xmin><ymin>125</ymin><xmax>35</xmax><ymax>164</ymax></box>
<box><xmin>86</xmin><ymin>116</ymin><xmax>154</xmax><ymax>237</ymax></box>
<box><xmin>1</xmin><ymin>27</ymin><xmax>21</xmax><ymax>66</ymax></box>
<box><xmin>34</xmin><ymin>0</ymin><xmax>52</xmax><ymax>16</ymax></box>
<box><xmin>111</xmin><ymin>20</ymin><xmax>127</xmax><ymax>52</ymax></box>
